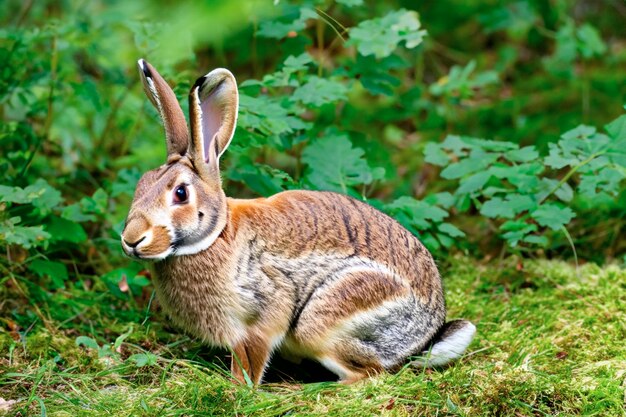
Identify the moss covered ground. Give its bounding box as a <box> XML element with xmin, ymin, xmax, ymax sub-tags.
<box><xmin>1</xmin><ymin>257</ymin><xmax>625</xmax><ymax>416</ymax></box>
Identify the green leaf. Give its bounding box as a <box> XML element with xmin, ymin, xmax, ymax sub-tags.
<box><xmin>457</xmin><ymin>171</ymin><xmax>492</xmax><ymax>195</ymax></box>
<box><xmin>480</xmin><ymin>194</ymin><xmax>536</xmax><ymax>219</ymax></box>
<box><xmin>62</xmin><ymin>189</ymin><xmax>109</xmax><ymax>222</ymax></box>
<box><xmin>480</xmin><ymin>197</ymin><xmax>513</xmax><ymax>219</ymax></box>
<box><xmin>387</xmin><ymin>196</ymin><xmax>448</xmax><ymax>223</ymax></box>
<box><xmin>423</xmin><ymin>192</ymin><xmax>455</xmax><ymax>209</ymax></box>
<box><xmin>578</xmin><ymin>168</ymin><xmax>625</xmax><ymax>198</ymax></box>
<box><xmin>504</xmin><ymin>146</ymin><xmax>539</xmax><ymax>163</ymax></box>
<box><xmin>441</xmin><ymin>150</ymin><xmax>498</xmax><ymax>179</ymax></box>
<box><xmin>545</xmin><ymin>125</ymin><xmax>611</xmax><ymax>170</ymax></box>
<box><xmin>61</xmin><ymin>204</ymin><xmax>95</xmax><ymax>222</ymax></box>
<box><xmin>290</xmin><ymin>76</ymin><xmax>348</xmax><ymax>107</ymax></box>
<box><xmin>0</xmin><ymin>179</ymin><xmax>62</xmax><ymax>215</ymax></box>
<box><xmin>114</xmin><ymin>326</ymin><xmax>134</xmax><ymax>350</ymax></box>
<box><xmin>531</xmin><ymin>204</ymin><xmax>576</xmax><ymax>231</ymax></box>
<box><xmin>522</xmin><ymin>235</ymin><xmax>549</xmax><ymax>246</ymax></box>
<box><xmin>101</xmin><ymin>263</ymin><xmax>145</xmax><ymax>299</ymax></box>
<box><xmin>429</xmin><ymin>61</ymin><xmax>498</xmax><ymax>99</ymax></box>
<box><xmin>257</xmin><ymin>7</ymin><xmax>315</xmax><ymax>39</ymax></box>
<box><xmin>478</xmin><ymin>2</ymin><xmax>536</xmax><ymax>35</ymax></box>
<box><xmin>342</xmin><ymin>54</ymin><xmax>405</xmax><ymax>96</ymax></box>
<box><xmin>0</xmin><ymin>217</ymin><xmax>51</xmax><ymax>249</ymax></box>
<box><xmin>336</xmin><ymin>0</ymin><xmax>363</xmax><ymax>6</ymax></box>
<box><xmin>250</xmin><ymin>53</ymin><xmax>314</xmax><ymax>88</ymax></box>
<box><xmin>421</xmin><ymin>233</ymin><xmax>440</xmax><ymax>252</ymax></box>
<box><xmin>489</xmin><ymin>162</ymin><xmax>544</xmax><ymax>190</ymax></box>
<box><xmin>436</xmin><ymin>233</ymin><xmax>455</xmax><ymax>248</ymax></box>
<box><xmin>544</xmin><ymin>144</ymin><xmax>576</xmax><ymax>169</ymax></box>
<box><xmin>45</xmin><ymin>216</ymin><xmax>88</xmax><ymax>243</ymax></box>
<box><xmin>539</xmin><ymin>179</ymin><xmax>574</xmax><ymax>202</ymax></box>
<box><xmin>85</xmin><ymin>189</ymin><xmax>108</xmax><ymax>214</ymax></box>
<box><xmin>424</xmin><ymin>143</ymin><xmax>449</xmax><ymax>166</ymax></box>
<box><xmin>75</xmin><ymin>336</ymin><xmax>100</xmax><ymax>350</ymax></box>
<box><xmin>127</xmin><ymin>353</ymin><xmax>158</xmax><ymax>367</ymax></box>
<box><xmin>440</xmin><ymin>135</ymin><xmax>472</xmax><ymax>154</ymax></box>
<box><xmin>28</xmin><ymin>259</ymin><xmax>68</xmax><ymax>289</ymax></box>
<box><xmin>283</xmin><ymin>53</ymin><xmax>313</xmax><ymax>73</ymax></box>
<box><xmin>500</xmin><ymin>221</ymin><xmax>538</xmax><ymax>247</ymax></box>
<box><xmin>110</xmin><ymin>168</ymin><xmax>141</xmax><ymax>197</ymax></box>
<box><xmin>561</xmin><ymin>124</ymin><xmax>596</xmax><ymax>140</ymax></box>
<box><xmin>576</xmin><ymin>23</ymin><xmax>607</xmax><ymax>58</ymax></box>
<box><xmin>127</xmin><ymin>274</ymin><xmax>151</xmax><ymax>291</ymax></box>
<box><xmin>466</xmin><ymin>137</ymin><xmax>518</xmax><ymax>152</ymax></box>
<box><xmin>605</xmin><ymin>114</ymin><xmax>626</xmax><ymax>141</ymax></box>
<box><xmin>347</xmin><ymin>9</ymin><xmax>427</xmax><ymax>58</ymax></box>
<box><xmin>438</xmin><ymin>222</ymin><xmax>465</xmax><ymax>238</ymax></box>
<box><xmin>302</xmin><ymin>132</ymin><xmax>383</xmax><ymax>194</ymax></box>
<box><xmin>231</xmin><ymin>163</ymin><xmax>295</xmax><ymax>197</ymax></box>
<box><xmin>544</xmin><ymin>21</ymin><xmax>577</xmax><ymax>76</ymax></box>
<box><xmin>238</xmin><ymin>94</ymin><xmax>309</xmax><ymax>140</ymax></box>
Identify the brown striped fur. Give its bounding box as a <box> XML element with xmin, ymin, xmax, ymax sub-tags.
<box><xmin>121</xmin><ymin>60</ymin><xmax>474</xmax><ymax>385</ymax></box>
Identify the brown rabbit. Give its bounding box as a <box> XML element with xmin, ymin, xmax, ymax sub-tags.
<box><xmin>121</xmin><ymin>59</ymin><xmax>476</xmax><ymax>385</ymax></box>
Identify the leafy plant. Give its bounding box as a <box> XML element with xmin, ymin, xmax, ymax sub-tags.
<box><xmin>425</xmin><ymin>112</ymin><xmax>626</xmax><ymax>250</ymax></box>
<box><xmin>383</xmin><ymin>193</ymin><xmax>465</xmax><ymax>251</ymax></box>
<box><xmin>0</xmin><ymin>180</ymin><xmax>90</xmax><ymax>251</ymax></box>
<box><xmin>347</xmin><ymin>9</ymin><xmax>427</xmax><ymax>59</ymax></box>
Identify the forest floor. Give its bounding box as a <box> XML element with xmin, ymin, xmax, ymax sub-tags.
<box><xmin>1</xmin><ymin>256</ymin><xmax>625</xmax><ymax>416</ymax></box>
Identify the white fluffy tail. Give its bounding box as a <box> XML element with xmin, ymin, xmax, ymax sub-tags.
<box><xmin>412</xmin><ymin>319</ymin><xmax>476</xmax><ymax>367</ymax></box>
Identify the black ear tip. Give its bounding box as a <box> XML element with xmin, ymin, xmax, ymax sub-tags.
<box><xmin>192</xmin><ymin>75</ymin><xmax>207</xmax><ymax>90</ymax></box>
<box><xmin>138</xmin><ymin>59</ymin><xmax>152</xmax><ymax>78</ymax></box>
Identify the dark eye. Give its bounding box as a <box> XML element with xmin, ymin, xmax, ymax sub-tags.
<box><xmin>173</xmin><ymin>185</ymin><xmax>188</xmax><ymax>204</ymax></box>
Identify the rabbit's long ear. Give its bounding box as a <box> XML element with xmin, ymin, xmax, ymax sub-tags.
<box><xmin>137</xmin><ymin>59</ymin><xmax>189</xmax><ymax>157</ymax></box>
<box><xmin>188</xmin><ymin>68</ymin><xmax>238</xmax><ymax>180</ymax></box>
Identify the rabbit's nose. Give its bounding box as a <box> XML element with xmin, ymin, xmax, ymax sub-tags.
<box><xmin>123</xmin><ymin>236</ymin><xmax>146</xmax><ymax>248</ymax></box>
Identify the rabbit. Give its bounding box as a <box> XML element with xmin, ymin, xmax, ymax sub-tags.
<box><xmin>121</xmin><ymin>59</ymin><xmax>476</xmax><ymax>385</ymax></box>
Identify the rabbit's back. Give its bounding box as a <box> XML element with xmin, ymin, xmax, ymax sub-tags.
<box><xmin>230</xmin><ymin>190</ymin><xmax>444</xmax><ymax>305</ymax></box>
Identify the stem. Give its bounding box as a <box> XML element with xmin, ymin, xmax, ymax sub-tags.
<box><xmin>429</xmin><ymin>40</ymin><xmax>469</xmax><ymax>63</ymax></box>
<box><xmin>15</xmin><ymin>0</ymin><xmax>34</xmax><ymax>27</ymax></box>
<box><xmin>540</xmin><ymin>152</ymin><xmax>604</xmax><ymax>204</ymax></box>
<box><xmin>535</xmin><ymin>25</ymin><xmax>556</xmax><ymax>39</ymax></box>
<box><xmin>316</xmin><ymin>18</ymin><xmax>324</xmax><ymax>77</ymax></box>
<box><xmin>560</xmin><ymin>225</ymin><xmax>579</xmax><ymax>276</ymax></box>
<box><xmin>315</xmin><ymin>8</ymin><xmax>346</xmax><ymax>41</ymax></box>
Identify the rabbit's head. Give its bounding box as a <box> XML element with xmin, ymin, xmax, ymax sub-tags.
<box><xmin>121</xmin><ymin>60</ymin><xmax>238</xmax><ymax>260</ymax></box>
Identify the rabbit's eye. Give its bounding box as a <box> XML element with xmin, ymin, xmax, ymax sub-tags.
<box><xmin>173</xmin><ymin>185</ymin><xmax>188</xmax><ymax>204</ymax></box>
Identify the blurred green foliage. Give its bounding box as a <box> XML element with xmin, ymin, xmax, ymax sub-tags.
<box><xmin>0</xmin><ymin>0</ymin><xmax>625</xmax><ymax>346</ymax></box>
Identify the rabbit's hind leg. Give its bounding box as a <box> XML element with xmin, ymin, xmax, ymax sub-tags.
<box><xmin>318</xmin><ymin>295</ymin><xmax>431</xmax><ymax>383</ymax></box>
<box><xmin>290</xmin><ymin>268</ymin><xmax>413</xmax><ymax>382</ymax></box>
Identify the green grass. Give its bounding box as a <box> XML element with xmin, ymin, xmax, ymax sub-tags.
<box><xmin>1</xmin><ymin>257</ymin><xmax>625</xmax><ymax>416</ymax></box>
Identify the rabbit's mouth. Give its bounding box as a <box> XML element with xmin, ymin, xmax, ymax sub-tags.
<box><xmin>120</xmin><ymin>226</ymin><xmax>174</xmax><ymax>261</ymax></box>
